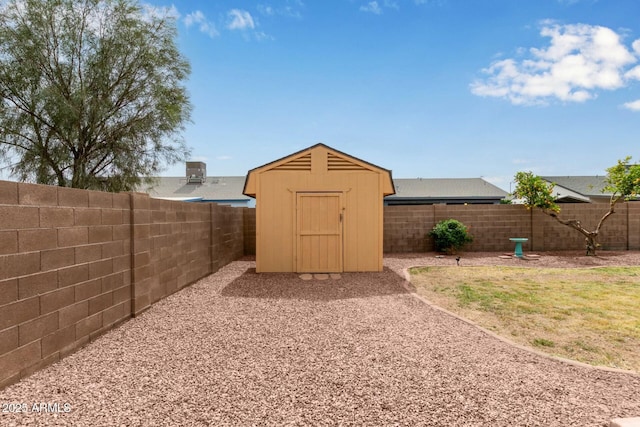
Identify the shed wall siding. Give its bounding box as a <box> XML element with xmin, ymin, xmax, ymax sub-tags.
<box><xmin>255</xmin><ymin>169</ymin><xmax>383</xmax><ymax>272</ymax></box>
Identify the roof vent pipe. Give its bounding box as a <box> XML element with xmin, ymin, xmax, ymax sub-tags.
<box><xmin>186</xmin><ymin>161</ymin><xmax>206</xmax><ymax>184</ymax></box>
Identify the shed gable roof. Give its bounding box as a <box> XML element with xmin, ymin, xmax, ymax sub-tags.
<box><xmin>243</xmin><ymin>143</ymin><xmax>395</xmax><ymax>197</ymax></box>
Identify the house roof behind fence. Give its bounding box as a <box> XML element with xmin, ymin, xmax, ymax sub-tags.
<box><xmin>140</xmin><ymin>175</ymin><xmax>618</xmax><ymax>204</ymax></box>
<box><xmin>139</xmin><ymin>176</ymin><xmax>250</xmax><ymax>202</ymax></box>
<box><xmin>541</xmin><ymin>176</ymin><xmax>611</xmax><ymax>197</ymax></box>
<box><xmin>385</xmin><ymin>178</ymin><xmax>508</xmax><ymax>200</ymax></box>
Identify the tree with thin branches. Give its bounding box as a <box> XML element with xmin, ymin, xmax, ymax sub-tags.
<box><xmin>512</xmin><ymin>157</ymin><xmax>640</xmax><ymax>255</ymax></box>
<box><xmin>0</xmin><ymin>0</ymin><xmax>192</xmax><ymax>191</ymax></box>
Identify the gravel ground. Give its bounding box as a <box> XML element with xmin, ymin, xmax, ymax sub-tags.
<box><xmin>1</xmin><ymin>252</ymin><xmax>639</xmax><ymax>426</ymax></box>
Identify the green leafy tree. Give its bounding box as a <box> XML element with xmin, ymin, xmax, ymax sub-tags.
<box><xmin>512</xmin><ymin>158</ymin><xmax>640</xmax><ymax>255</ymax></box>
<box><xmin>0</xmin><ymin>0</ymin><xmax>191</xmax><ymax>191</ymax></box>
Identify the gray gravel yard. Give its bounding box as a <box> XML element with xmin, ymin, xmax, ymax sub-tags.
<box><xmin>1</xmin><ymin>254</ymin><xmax>640</xmax><ymax>426</ymax></box>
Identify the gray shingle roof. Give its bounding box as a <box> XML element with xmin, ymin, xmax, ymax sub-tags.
<box><xmin>541</xmin><ymin>176</ymin><xmax>611</xmax><ymax>197</ymax></box>
<box><xmin>141</xmin><ymin>176</ymin><xmax>509</xmax><ymax>203</ymax></box>
<box><xmin>385</xmin><ymin>178</ymin><xmax>508</xmax><ymax>200</ymax></box>
<box><xmin>140</xmin><ymin>176</ymin><xmax>250</xmax><ymax>202</ymax></box>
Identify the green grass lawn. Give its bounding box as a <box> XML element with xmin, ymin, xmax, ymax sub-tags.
<box><xmin>409</xmin><ymin>266</ymin><xmax>640</xmax><ymax>372</ymax></box>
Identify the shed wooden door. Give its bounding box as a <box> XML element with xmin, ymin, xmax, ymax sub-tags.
<box><xmin>296</xmin><ymin>192</ymin><xmax>343</xmax><ymax>273</ymax></box>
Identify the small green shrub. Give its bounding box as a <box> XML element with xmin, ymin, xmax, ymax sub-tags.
<box><xmin>429</xmin><ymin>219</ymin><xmax>473</xmax><ymax>254</ymax></box>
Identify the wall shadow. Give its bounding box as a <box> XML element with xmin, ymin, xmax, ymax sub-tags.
<box><xmin>220</xmin><ymin>267</ymin><xmax>415</xmax><ymax>301</ymax></box>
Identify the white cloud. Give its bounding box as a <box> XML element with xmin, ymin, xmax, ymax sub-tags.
<box><xmin>471</xmin><ymin>22</ymin><xmax>638</xmax><ymax>105</ymax></box>
<box><xmin>383</xmin><ymin>0</ymin><xmax>399</xmax><ymax>9</ymax></box>
<box><xmin>258</xmin><ymin>1</ymin><xmax>304</xmax><ymax>18</ymax></box>
<box><xmin>280</xmin><ymin>0</ymin><xmax>305</xmax><ymax>18</ymax></box>
<box><xmin>254</xmin><ymin>31</ymin><xmax>275</xmax><ymax>41</ymax></box>
<box><xmin>360</xmin><ymin>1</ymin><xmax>382</xmax><ymax>14</ymax></box>
<box><xmin>181</xmin><ymin>8</ymin><xmax>270</xmax><ymax>41</ymax></box>
<box><xmin>257</xmin><ymin>5</ymin><xmax>274</xmax><ymax>16</ymax></box>
<box><xmin>623</xmin><ymin>100</ymin><xmax>640</xmax><ymax>111</ymax></box>
<box><xmin>227</xmin><ymin>9</ymin><xmax>255</xmax><ymax>30</ymax></box>
<box><xmin>625</xmin><ymin>65</ymin><xmax>640</xmax><ymax>80</ymax></box>
<box><xmin>184</xmin><ymin>10</ymin><xmax>219</xmax><ymax>38</ymax></box>
<box><xmin>141</xmin><ymin>4</ymin><xmax>180</xmax><ymax>21</ymax></box>
<box><xmin>183</xmin><ymin>10</ymin><xmax>202</xmax><ymax>27</ymax></box>
<box><xmin>359</xmin><ymin>0</ymin><xmax>401</xmax><ymax>14</ymax></box>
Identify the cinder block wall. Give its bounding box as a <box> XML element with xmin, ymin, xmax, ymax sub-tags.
<box><xmin>383</xmin><ymin>203</ymin><xmax>635</xmax><ymax>253</ymax></box>
<box><xmin>532</xmin><ymin>204</ymin><xmax>629</xmax><ymax>251</ymax></box>
<box><xmin>211</xmin><ymin>203</ymin><xmax>245</xmax><ymax>271</ymax></box>
<box><xmin>242</xmin><ymin>207</ymin><xmax>256</xmax><ymax>256</ymax></box>
<box><xmin>629</xmin><ymin>203</ymin><xmax>640</xmax><ymax>250</ymax></box>
<box><xmin>131</xmin><ymin>197</ymin><xmax>218</xmax><ymax>315</ymax></box>
<box><xmin>0</xmin><ymin>181</ymin><xmax>132</xmax><ymax>388</ymax></box>
<box><xmin>383</xmin><ymin>205</ymin><xmax>531</xmax><ymax>253</ymax></box>
<box><xmin>0</xmin><ymin>181</ymin><xmax>246</xmax><ymax>389</ymax></box>
<box><xmin>434</xmin><ymin>204</ymin><xmax>532</xmax><ymax>252</ymax></box>
<box><xmin>383</xmin><ymin>205</ymin><xmax>435</xmax><ymax>253</ymax></box>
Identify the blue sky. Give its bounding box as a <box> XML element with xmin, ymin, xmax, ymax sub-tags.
<box><xmin>148</xmin><ymin>0</ymin><xmax>640</xmax><ymax>191</ymax></box>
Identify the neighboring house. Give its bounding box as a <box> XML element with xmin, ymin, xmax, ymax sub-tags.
<box><xmin>141</xmin><ymin>163</ymin><xmax>512</xmax><ymax>207</ymax></box>
<box><xmin>384</xmin><ymin>178</ymin><xmax>508</xmax><ymax>205</ymax></box>
<box><xmin>140</xmin><ymin>162</ymin><xmax>253</xmax><ymax>207</ymax></box>
<box><xmin>541</xmin><ymin>176</ymin><xmax>612</xmax><ymax>203</ymax></box>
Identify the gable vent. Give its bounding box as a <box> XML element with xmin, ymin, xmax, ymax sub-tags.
<box><xmin>327</xmin><ymin>153</ymin><xmax>367</xmax><ymax>171</ymax></box>
<box><xmin>273</xmin><ymin>153</ymin><xmax>312</xmax><ymax>171</ymax></box>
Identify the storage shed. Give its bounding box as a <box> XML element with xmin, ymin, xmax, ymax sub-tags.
<box><xmin>243</xmin><ymin>143</ymin><xmax>395</xmax><ymax>273</ymax></box>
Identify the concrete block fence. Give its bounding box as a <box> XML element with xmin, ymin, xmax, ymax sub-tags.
<box><xmin>0</xmin><ymin>180</ymin><xmax>247</xmax><ymax>389</ymax></box>
<box><xmin>383</xmin><ymin>203</ymin><xmax>640</xmax><ymax>253</ymax></box>
<box><xmin>1</xmin><ymin>178</ymin><xmax>638</xmax><ymax>389</ymax></box>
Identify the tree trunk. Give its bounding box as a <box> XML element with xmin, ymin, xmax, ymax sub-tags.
<box><xmin>584</xmin><ymin>234</ymin><xmax>598</xmax><ymax>256</ymax></box>
<box><xmin>546</xmin><ymin>203</ymin><xmax>617</xmax><ymax>256</ymax></box>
